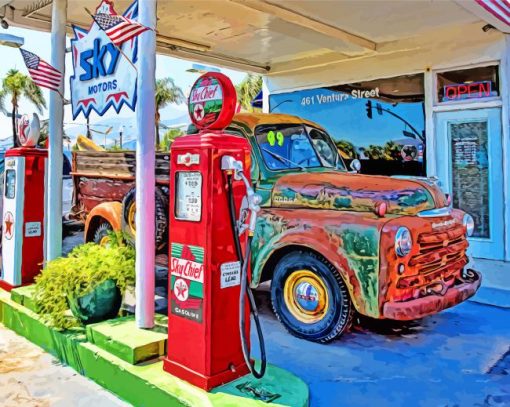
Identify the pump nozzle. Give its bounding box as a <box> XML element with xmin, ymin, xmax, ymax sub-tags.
<box><xmin>221</xmin><ymin>155</ymin><xmax>261</xmax><ymax>234</ymax></box>
<box><xmin>222</xmin><ymin>154</ymin><xmax>267</xmax><ymax>379</ymax></box>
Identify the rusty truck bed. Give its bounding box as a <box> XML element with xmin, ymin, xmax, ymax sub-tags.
<box><xmin>70</xmin><ymin>151</ymin><xmax>170</xmax><ymax>222</ymax></box>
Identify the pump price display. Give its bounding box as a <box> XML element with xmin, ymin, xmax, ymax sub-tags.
<box><xmin>175</xmin><ymin>172</ymin><xmax>202</xmax><ymax>221</ymax></box>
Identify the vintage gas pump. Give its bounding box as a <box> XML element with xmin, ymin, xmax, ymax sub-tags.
<box><xmin>163</xmin><ymin>73</ymin><xmax>266</xmax><ymax>390</ymax></box>
<box><xmin>0</xmin><ymin>114</ymin><xmax>47</xmax><ymax>291</ymax></box>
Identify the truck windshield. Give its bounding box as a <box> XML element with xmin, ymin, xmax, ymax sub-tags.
<box><xmin>255</xmin><ymin>124</ymin><xmax>344</xmax><ymax>171</ymax></box>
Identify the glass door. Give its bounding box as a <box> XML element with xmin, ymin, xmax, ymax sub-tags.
<box><xmin>436</xmin><ymin>108</ymin><xmax>504</xmax><ymax>260</ymax></box>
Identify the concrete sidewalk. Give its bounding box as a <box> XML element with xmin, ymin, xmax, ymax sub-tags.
<box><xmin>0</xmin><ymin>323</ymin><xmax>127</xmax><ymax>407</ymax></box>
<box><xmin>469</xmin><ymin>258</ymin><xmax>510</xmax><ymax>308</ymax></box>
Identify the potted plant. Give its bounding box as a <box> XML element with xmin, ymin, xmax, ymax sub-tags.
<box><xmin>34</xmin><ymin>233</ymin><xmax>135</xmax><ymax>330</ymax></box>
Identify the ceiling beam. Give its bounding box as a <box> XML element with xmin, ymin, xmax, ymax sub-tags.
<box><xmin>230</xmin><ymin>0</ymin><xmax>376</xmax><ymax>51</ymax></box>
<box><xmin>23</xmin><ymin>0</ymin><xmax>52</xmax><ymax>18</ymax></box>
<box><xmin>156</xmin><ymin>43</ymin><xmax>270</xmax><ymax>74</ymax></box>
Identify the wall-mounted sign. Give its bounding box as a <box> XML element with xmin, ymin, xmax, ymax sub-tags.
<box><xmin>70</xmin><ymin>0</ymin><xmax>138</xmax><ymax>119</ymax></box>
<box><xmin>188</xmin><ymin>72</ymin><xmax>237</xmax><ymax>131</ymax></box>
<box><xmin>450</xmin><ymin>120</ymin><xmax>489</xmax><ymax>238</ymax></box>
<box><xmin>443</xmin><ymin>81</ymin><xmax>492</xmax><ymax>102</ymax></box>
<box><xmin>437</xmin><ymin>66</ymin><xmax>499</xmax><ymax>103</ymax></box>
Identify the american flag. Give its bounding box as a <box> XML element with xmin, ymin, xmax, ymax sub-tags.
<box><xmin>94</xmin><ymin>12</ymin><xmax>150</xmax><ymax>46</ymax></box>
<box><xmin>19</xmin><ymin>48</ymin><xmax>62</xmax><ymax>93</ymax></box>
<box><xmin>475</xmin><ymin>0</ymin><xmax>510</xmax><ymax>26</ymax></box>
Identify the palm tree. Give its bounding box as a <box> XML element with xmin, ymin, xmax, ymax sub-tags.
<box><xmin>236</xmin><ymin>74</ymin><xmax>262</xmax><ymax>112</ymax></box>
<box><xmin>335</xmin><ymin>139</ymin><xmax>357</xmax><ymax>159</ymax></box>
<box><xmin>160</xmin><ymin>128</ymin><xmax>184</xmax><ymax>151</ymax></box>
<box><xmin>0</xmin><ymin>69</ymin><xmax>46</xmax><ymax>147</ymax></box>
<box><xmin>383</xmin><ymin>140</ymin><xmax>400</xmax><ymax>160</ymax></box>
<box><xmin>155</xmin><ymin>77</ymin><xmax>184</xmax><ymax>149</ymax></box>
<box><xmin>366</xmin><ymin>145</ymin><xmax>384</xmax><ymax>160</ymax></box>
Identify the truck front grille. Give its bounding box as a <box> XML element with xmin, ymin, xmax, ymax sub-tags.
<box><xmin>397</xmin><ymin>224</ymin><xmax>468</xmax><ymax>291</ymax></box>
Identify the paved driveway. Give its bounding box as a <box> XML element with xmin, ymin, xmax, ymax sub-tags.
<box><xmin>252</xmin><ymin>286</ymin><xmax>510</xmax><ymax>407</ymax></box>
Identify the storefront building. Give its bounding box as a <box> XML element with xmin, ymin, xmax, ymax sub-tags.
<box><xmin>264</xmin><ymin>11</ymin><xmax>510</xmax><ymax>266</ymax></box>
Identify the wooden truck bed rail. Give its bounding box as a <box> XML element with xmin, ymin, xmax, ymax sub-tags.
<box><xmin>70</xmin><ymin>151</ymin><xmax>170</xmax><ymax>222</ymax></box>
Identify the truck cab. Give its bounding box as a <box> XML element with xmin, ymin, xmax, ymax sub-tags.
<box><xmin>77</xmin><ymin>113</ymin><xmax>481</xmax><ymax>343</ymax></box>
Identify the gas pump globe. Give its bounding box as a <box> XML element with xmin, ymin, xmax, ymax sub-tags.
<box><xmin>0</xmin><ymin>113</ymin><xmax>47</xmax><ymax>291</ymax></box>
<box><xmin>164</xmin><ymin>73</ymin><xmax>266</xmax><ymax>390</ymax></box>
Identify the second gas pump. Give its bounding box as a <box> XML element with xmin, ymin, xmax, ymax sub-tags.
<box><xmin>163</xmin><ymin>72</ymin><xmax>267</xmax><ymax>390</ymax></box>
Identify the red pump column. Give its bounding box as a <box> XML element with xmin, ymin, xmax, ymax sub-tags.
<box><xmin>1</xmin><ymin>114</ymin><xmax>47</xmax><ymax>291</ymax></box>
<box><xmin>163</xmin><ymin>73</ymin><xmax>251</xmax><ymax>390</ymax></box>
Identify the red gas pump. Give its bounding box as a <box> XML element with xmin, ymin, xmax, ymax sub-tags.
<box><xmin>1</xmin><ymin>114</ymin><xmax>47</xmax><ymax>291</ymax></box>
<box><xmin>163</xmin><ymin>73</ymin><xmax>266</xmax><ymax>390</ymax></box>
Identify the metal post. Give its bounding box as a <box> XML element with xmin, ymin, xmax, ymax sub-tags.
<box><xmin>135</xmin><ymin>0</ymin><xmax>156</xmax><ymax>328</ymax></box>
<box><xmin>46</xmin><ymin>0</ymin><xmax>66</xmax><ymax>261</ymax></box>
<box><xmin>262</xmin><ymin>76</ymin><xmax>269</xmax><ymax>113</ymax></box>
<box><xmin>119</xmin><ymin>125</ymin><xmax>124</xmax><ymax>149</ymax></box>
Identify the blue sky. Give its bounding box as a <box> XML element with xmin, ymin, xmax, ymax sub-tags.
<box><xmin>0</xmin><ymin>26</ymin><xmax>246</xmax><ymax>143</ymax></box>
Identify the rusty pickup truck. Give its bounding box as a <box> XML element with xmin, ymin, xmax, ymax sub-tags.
<box><xmin>70</xmin><ymin>113</ymin><xmax>481</xmax><ymax>343</ymax></box>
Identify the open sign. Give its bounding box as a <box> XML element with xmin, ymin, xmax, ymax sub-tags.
<box><xmin>443</xmin><ymin>81</ymin><xmax>492</xmax><ymax>102</ymax></box>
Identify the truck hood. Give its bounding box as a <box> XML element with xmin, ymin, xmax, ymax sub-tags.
<box><xmin>271</xmin><ymin>172</ymin><xmax>448</xmax><ymax>216</ymax></box>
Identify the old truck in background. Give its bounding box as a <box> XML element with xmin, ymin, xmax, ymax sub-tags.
<box><xmin>70</xmin><ymin>113</ymin><xmax>481</xmax><ymax>343</ymax></box>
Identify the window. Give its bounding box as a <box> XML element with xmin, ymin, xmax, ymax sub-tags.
<box><xmin>5</xmin><ymin>169</ymin><xmax>15</xmax><ymax>199</ymax></box>
<box><xmin>306</xmin><ymin>126</ymin><xmax>345</xmax><ymax>169</ymax></box>
<box><xmin>437</xmin><ymin>65</ymin><xmax>499</xmax><ymax>103</ymax></box>
<box><xmin>450</xmin><ymin>120</ymin><xmax>490</xmax><ymax>238</ymax></box>
<box><xmin>255</xmin><ymin>124</ymin><xmax>324</xmax><ymax>171</ymax></box>
<box><xmin>269</xmin><ymin>74</ymin><xmax>426</xmax><ymax>176</ymax></box>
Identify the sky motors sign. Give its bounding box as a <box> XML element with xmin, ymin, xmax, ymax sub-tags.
<box><xmin>70</xmin><ymin>0</ymin><xmax>138</xmax><ymax>119</ymax></box>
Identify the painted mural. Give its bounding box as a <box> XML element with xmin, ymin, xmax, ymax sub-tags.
<box><xmin>269</xmin><ymin>74</ymin><xmax>426</xmax><ymax>177</ymax></box>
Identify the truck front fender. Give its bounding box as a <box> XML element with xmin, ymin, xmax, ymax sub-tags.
<box><xmin>84</xmin><ymin>201</ymin><xmax>123</xmax><ymax>242</ymax></box>
<box><xmin>251</xmin><ymin>225</ymin><xmax>376</xmax><ymax>317</ymax></box>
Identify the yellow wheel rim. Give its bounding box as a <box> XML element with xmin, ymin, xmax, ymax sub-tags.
<box><xmin>283</xmin><ymin>269</ymin><xmax>329</xmax><ymax>324</ymax></box>
<box><xmin>99</xmin><ymin>235</ymin><xmax>110</xmax><ymax>247</ymax></box>
<box><xmin>127</xmin><ymin>203</ymin><xmax>136</xmax><ymax>235</ymax></box>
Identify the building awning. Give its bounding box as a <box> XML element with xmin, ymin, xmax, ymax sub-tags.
<box><xmin>0</xmin><ymin>0</ymin><xmax>507</xmax><ymax>75</ymax></box>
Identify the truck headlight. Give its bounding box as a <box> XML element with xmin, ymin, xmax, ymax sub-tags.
<box><xmin>395</xmin><ymin>227</ymin><xmax>412</xmax><ymax>257</ymax></box>
<box><xmin>463</xmin><ymin>213</ymin><xmax>475</xmax><ymax>237</ymax></box>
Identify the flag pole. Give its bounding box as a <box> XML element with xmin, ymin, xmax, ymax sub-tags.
<box><xmin>84</xmin><ymin>7</ymin><xmax>138</xmax><ymax>72</ymax></box>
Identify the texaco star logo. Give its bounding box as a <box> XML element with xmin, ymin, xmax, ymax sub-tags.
<box><xmin>174</xmin><ymin>278</ymin><xmax>189</xmax><ymax>301</ymax></box>
<box><xmin>193</xmin><ymin>103</ymin><xmax>205</xmax><ymax>121</ymax></box>
<box><xmin>4</xmin><ymin>211</ymin><xmax>14</xmax><ymax>240</ymax></box>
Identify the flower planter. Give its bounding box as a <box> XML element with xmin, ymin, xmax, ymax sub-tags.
<box><xmin>68</xmin><ymin>279</ymin><xmax>122</xmax><ymax>324</ymax></box>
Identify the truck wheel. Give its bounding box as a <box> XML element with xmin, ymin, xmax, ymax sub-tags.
<box><xmin>122</xmin><ymin>187</ymin><xmax>168</xmax><ymax>249</ymax></box>
<box><xmin>271</xmin><ymin>251</ymin><xmax>353</xmax><ymax>343</ymax></box>
<box><xmin>93</xmin><ymin>222</ymin><xmax>113</xmax><ymax>246</ymax></box>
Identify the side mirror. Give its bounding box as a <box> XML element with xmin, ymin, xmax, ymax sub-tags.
<box><xmin>350</xmin><ymin>159</ymin><xmax>361</xmax><ymax>173</ymax></box>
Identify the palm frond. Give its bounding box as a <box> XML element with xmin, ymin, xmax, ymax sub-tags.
<box><xmin>235</xmin><ymin>74</ymin><xmax>262</xmax><ymax>112</ymax></box>
<box><xmin>24</xmin><ymin>79</ymin><xmax>46</xmax><ymax>113</ymax></box>
<box><xmin>155</xmin><ymin>77</ymin><xmax>185</xmax><ymax>111</ymax></box>
<box><xmin>0</xmin><ymin>89</ymin><xmax>6</xmax><ymax>113</ymax></box>
<box><xmin>1</xmin><ymin>68</ymin><xmax>47</xmax><ymax>115</ymax></box>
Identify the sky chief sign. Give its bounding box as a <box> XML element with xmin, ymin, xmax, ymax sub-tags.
<box><xmin>70</xmin><ymin>0</ymin><xmax>138</xmax><ymax>119</ymax></box>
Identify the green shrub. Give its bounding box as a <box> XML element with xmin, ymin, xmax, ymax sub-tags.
<box><xmin>34</xmin><ymin>233</ymin><xmax>135</xmax><ymax>330</ymax></box>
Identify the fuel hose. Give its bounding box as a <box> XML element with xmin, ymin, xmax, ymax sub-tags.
<box><xmin>227</xmin><ymin>174</ymin><xmax>267</xmax><ymax>379</ymax></box>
